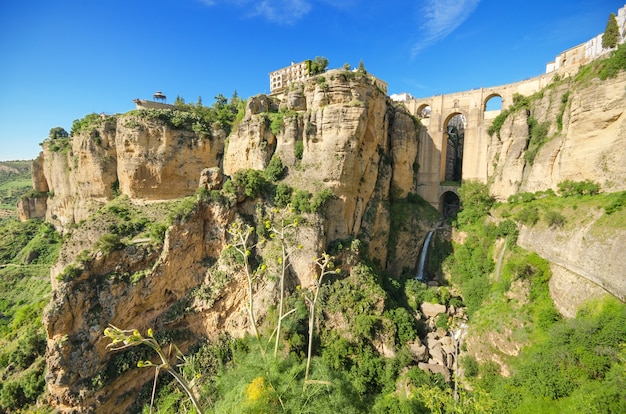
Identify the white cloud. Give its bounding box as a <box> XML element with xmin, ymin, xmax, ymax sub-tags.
<box><xmin>251</xmin><ymin>0</ymin><xmax>312</xmax><ymax>24</ymax></box>
<box><xmin>196</xmin><ymin>0</ymin><xmax>314</xmax><ymax>25</ymax></box>
<box><xmin>411</xmin><ymin>0</ymin><xmax>480</xmax><ymax>56</ymax></box>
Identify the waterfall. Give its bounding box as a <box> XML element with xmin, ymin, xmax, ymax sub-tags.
<box><xmin>415</xmin><ymin>230</ymin><xmax>435</xmax><ymax>281</ymax></box>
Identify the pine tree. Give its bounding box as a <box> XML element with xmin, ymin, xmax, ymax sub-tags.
<box><xmin>602</xmin><ymin>12</ymin><xmax>620</xmax><ymax>49</ymax></box>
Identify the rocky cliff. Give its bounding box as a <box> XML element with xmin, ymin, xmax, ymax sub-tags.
<box><xmin>21</xmin><ymin>112</ymin><xmax>225</xmax><ymax>231</ymax></box>
<box><xmin>488</xmin><ymin>71</ymin><xmax>626</xmax><ymax>199</ymax></box>
<box><xmin>485</xmin><ymin>71</ymin><xmax>626</xmax><ymax>306</ymax></box>
<box><xmin>36</xmin><ymin>71</ymin><xmax>439</xmax><ymax>412</ymax></box>
<box><xmin>224</xmin><ymin>70</ymin><xmax>423</xmax><ymax>265</ymax></box>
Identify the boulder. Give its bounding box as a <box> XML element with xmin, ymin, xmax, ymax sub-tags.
<box><xmin>421</xmin><ymin>302</ymin><xmax>447</xmax><ymax>318</ymax></box>
<box><xmin>199</xmin><ymin>167</ymin><xmax>223</xmax><ymax>190</ymax></box>
<box><xmin>409</xmin><ymin>340</ymin><xmax>428</xmax><ymax>362</ymax></box>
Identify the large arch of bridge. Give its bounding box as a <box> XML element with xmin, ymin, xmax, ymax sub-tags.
<box><xmin>440</xmin><ymin>111</ymin><xmax>467</xmax><ymax>183</ymax></box>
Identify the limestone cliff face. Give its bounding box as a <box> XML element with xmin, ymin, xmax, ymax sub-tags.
<box><xmin>486</xmin><ymin>72</ymin><xmax>626</xmax><ymax>308</ymax></box>
<box><xmin>41</xmin><ymin>73</ymin><xmax>438</xmax><ymax>413</ymax></box>
<box><xmin>23</xmin><ymin>115</ymin><xmax>225</xmax><ymax>231</ymax></box>
<box><xmin>224</xmin><ymin>70</ymin><xmax>424</xmax><ymax>265</ymax></box>
<box><xmin>516</xmin><ymin>215</ymin><xmax>626</xmax><ymax>304</ymax></box>
<box><xmin>44</xmin><ymin>202</ymin><xmax>234</xmax><ymax>413</ymax></box>
<box><xmin>489</xmin><ymin>72</ymin><xmax>626</xmax><ymax>199</ymax></box>
<box><xmin>36</xmin><ymin>119</ymin><xmax>118</xmax><ymax>230</ymax></box>
<box><xmin>116</xmin><ymin>116</ymin><xmax>224</xmax><ymax>200</ymax></box>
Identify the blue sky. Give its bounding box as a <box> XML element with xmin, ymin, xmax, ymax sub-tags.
<box><xmin>0</xmin><ymin>0</ymin><xmax>623</xmax><ymax>161</ymax></box>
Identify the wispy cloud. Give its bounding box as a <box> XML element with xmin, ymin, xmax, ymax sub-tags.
<box><xmin>411</xmin><ymin>0</ymin><xmax>480</xmax><ymax>57</ymax></box>
<box><xmin>196</xmin><ymin>0</ymin><xmax>315</xmax><ymax>25</ymax></box>
<box><xmin>251</xmin><ymin>0</ymin><xmax>312</xmax><ymax>24</ymax></box>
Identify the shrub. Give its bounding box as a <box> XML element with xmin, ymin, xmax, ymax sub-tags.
<box><xmin>598</xmin><ymin>43</ymin><xmax>626</xmax><ymax>80</ymax></box>
<box><xmin>384</xmin><ymin>307</ymin><xmax>418</xmax><ymax>345</ymax></box>
<box><xmin>273</xmin><ymin>183</ymin><xmax>292</xmax><ymax>208</ymax></box>
<box><xmin>515</xmin><ymin>206</ymin><xmax>539</xmax><ymax>226</ymax></box>
<box><xmin>544</xmin><ymin>210</ymin><xmax>565</xmax><ymax>228</ymax></box>
<box><xmin>456</xmin><ymin>181</ymin><xmax>494</xmax><ymax>226</ymax></box>
<box><xmin>405</xmin><ymin>279</ymin><xmax>439</xmax><ymax>309</ymax></box>
<box><xmin>461</xmin><ymin>355</ymin><xmax>479</xmax><ymax>377</ymax></box>
<box><xmin>558</xmin><ymin>179</ymin><xmax>600</xmax><ymax>197</ymax></box>
<box><xmin>95</xmin><ymin>233</ymin><xmax>125</xmax><ymax>253</ymax></box>
<box><xmin>0</xmin><ymin>380</ymin><xmax>26</xmax><ymax>411</ymax></box>
<box><xmin>149</xmin><ymin>223</ymin><xmax>168</xmax><ymax>243</ymax></box>
<box><xmin>435</xmin><ymin>313</ymin><xmax>449</xmax><ymax>330</ymax></box>
<box><xmin>294</xmin><ymin>140</ymin><xmax>304</xmax><ymax>160</ymax></box>
<box><xmin>604</xmin><ymin>191</ymin><xmax>626</xmax><ymax>214</ymax></box>
<box><xmin>290</xmin><ymin>190</ymin><xmax>311</xmax><ymax>213</ymax></box>
<box><xmin>57</xmin><ymin>263</ymin><xmax>82</xmax><ymax>282</ymax></box>
<box><xmin>264</xmin><ymin>155</ymin><xmax>285</xmax><ymax>182</ymax></box>
<box><xmin>267</xmin><ymin>112</ymin><xmax>284</xmax><ymax>135</ymax></box>
<box><xmin>497</xmin><ymin>219</ymin><xmax>519</xmax><ymax>241</ymax></box>
<box><xmin>229</xmin><ymin>169</ymin><xmax>269</xmax><ymax>200</ymax></box>
<box><xmin>310</xmin><ymin>189</ymin><xmax>334</xmax><ymax>212</ymax></box>
<box><xmin>524</xmin><ymin>117</ymin><xmax>550</xmax><ymax>165</ymax></box>
<box><xmin>71</xmin><ymin>113</ymin><xmax>103</xmax><ymax>136</ymax></box>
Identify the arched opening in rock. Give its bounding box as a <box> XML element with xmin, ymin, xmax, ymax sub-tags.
<box><xmin>443</xmin><ymin>113</ymin><xmax>465</xmax><ymax>183</ymax></box>
<box><xmin>440</xmin><ymin>191</ymin><xmax>460</xmax><ymax>219</ymax></box>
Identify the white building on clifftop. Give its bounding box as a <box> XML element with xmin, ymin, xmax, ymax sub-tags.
<box><xmin>546</xmin><ymin>4</ymin><xmax>626</xmax><ymax>73</ymax></box>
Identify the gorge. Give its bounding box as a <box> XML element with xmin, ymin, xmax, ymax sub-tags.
<box><xmin>4</xmin><ymin>47</ymin><xmax>626</xmax><ymax>413</ymax></box>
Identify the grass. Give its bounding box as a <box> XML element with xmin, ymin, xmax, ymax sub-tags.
<box><xmin>0</xmin><ymin>216</ymin><xmax>61</xmax><ymax>411</ymax></box>
<box><xmin>497</xmin><ymin>190</ymin><xmax>626</xmax><ymax>239</ymax></box>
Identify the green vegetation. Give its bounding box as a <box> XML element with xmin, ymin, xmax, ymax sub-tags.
<box><xmin>221</xmin><ymin>168</ymin><xmax>335</xmax><ymax>214</ymax></box>
<box><xmin>264</xmin><ymin>155</ymin><xmax>285</xmax><ymax>182</ymax></box>
<box><xmin>105</xmin><ymin>326</ymin><xmax>204</xmax><ymax>413</ymax></box>
<box><xmin>306</xmin><ymin>56</ymin><xmax>329</xmax><ymax>75</ymax></box>
<box><xmin>524</xmin><ymin>116</ymin><xmax>550</xmax><ymax>165</ymax></box>
<box><xmin>575</xmin><ymin>42</ymin><xmax>626</xmax><ymax>83</ymax></box>
<box><xmin>440</xmin><ymin>179</ymin><xmax>626</xmax><ymax>413</ymax></box>
<box><xmin>487</xmin><ymin>93</ymin><xmax>533</xmax><ymax>138</ymax></box>
<box><xmin>483</xmin><ymin>297</ymin><xmax>626</xmax><ymax>413</ymax></box>
<box><xmin>70</xmin><ymin>112</ymin><xmax>117</xmax><ymax>137</ymax></box>
<box><xmin>556</xmin><ymin>90</ymin><xmax>570</xmax><ymax>132</ymax></box>
<box><xmin>557</xmin><ymin>179</ymin><xmax>600</xmax><ymax>197</ymax></box>
<box><xmin>0</xmin><ymin>218</ymin><xmax>61</xmax><ymax>412</ymax></box>
<box><xmin>489</xmin><ymin>44</ymin><xmax>626</xmax><ymax>168</ymax></box>
<box><xmin>0</xmin><ymin>161</ymin><xmax>32</xmax><ymax>214</ymax></box>
<box><xmin>602</xmin><ymin>12</ymin><xmax>620</xmax><ymax>49</ymax></box>
<box><xmin>128</xmin><ymin>92</ymin><xmax>245</xmax><ymax>137</ymax></box>
<box><xmin>455</xmin><ymin>180</ymin><xmax>494</xmax><ymax>226</ymax></box>
<box><xmin>48</xmin><ymin>126</ymin><xmax>68</xmax><ymax>139</ymax></box>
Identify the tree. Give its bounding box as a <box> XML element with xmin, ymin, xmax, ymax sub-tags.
<box><xmin>174</xmin><ymin>95</ymin><xmax>185</xmax><ymax>107</ymax></box>
<box><xmin>308</xmin><ymin>56</ymin><xmax>329</xmax><ymax>75</ymax></box>
<box><xmin>357</xmin><ymin>60</ymin><xmax>366</xmax><ymax>74</ymax></box>
<box><xmin>48</xmin><ymin>127</ymin><xmax>68</xmax><ymax>139</ymax></box>
<box><xmin>602</xmin><ymin>13</ymin><xmax>620</xmax><ymax>49</ymax></box>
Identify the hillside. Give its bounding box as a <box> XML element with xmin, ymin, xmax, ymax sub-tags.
<box><xmin>0</xmin><ymin>161</ymin><xmax>32</xmax><ymax>219</ymax></box>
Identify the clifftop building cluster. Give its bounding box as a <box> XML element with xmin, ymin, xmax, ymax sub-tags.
<box><xmin>546</xmin><ymin>3</ymin><xmax>626</xmax><ymax>74</ymax></box>
<box><xmin>268</xmin><ymin>60</ymin><xmax>388</xmax><ymax>95</ymax></box>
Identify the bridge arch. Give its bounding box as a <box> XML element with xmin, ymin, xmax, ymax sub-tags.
<box><xmin>417</xmin><ymin>103</ymin><xmax>431</xmax><ymax>118</ymax></box>
<box><xmin>441</xmin><ymin>112</ymin><xmax>466</xmax><ymax>183</ymax></box>
<box><xmin>483</xmin><ymin>93</ymin><xmax>503</xmax><ymax>111</ymax></box>
<box><xmin>439</xmin><ymin>189</ymin><xmax>460</xmax><ymax>219</ymax></box>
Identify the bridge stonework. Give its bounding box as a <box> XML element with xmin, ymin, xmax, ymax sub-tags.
<box><xmin>403</xmin><ymin>72</ymin><xmax>557</xmax><ymax>212</ymax></box>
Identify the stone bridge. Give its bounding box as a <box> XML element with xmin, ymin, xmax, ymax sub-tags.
<box><xmin>402</xmin><ymin>72</ymin><xmax>557</xmax><ymax>214</ymax></box>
